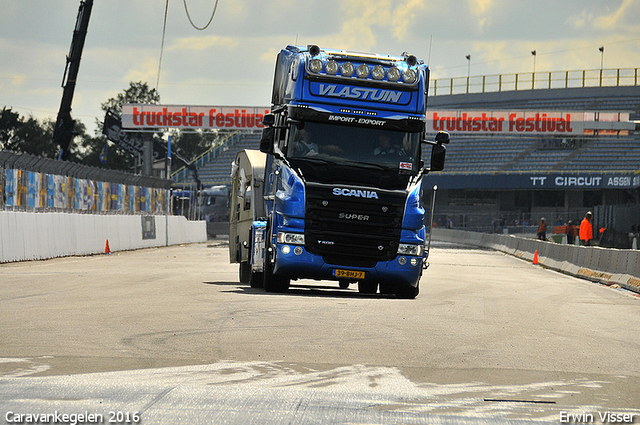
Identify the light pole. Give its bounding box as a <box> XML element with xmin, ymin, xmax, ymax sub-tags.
<box><xmin>599</xmin><ymin>46</ymin><xmax>604</xmax><ymax>86</ymax></box>
<box><xmin>466</xmin><ymin>54</ymin><xmax>471</xmax><ymax>93</ymax></box>
<box><xmin>531</xmin><ymin>50</ymin><xmax>536</xmax><ymax>89</ymax></box>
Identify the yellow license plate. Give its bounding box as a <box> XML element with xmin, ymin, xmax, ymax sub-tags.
<box><xmin>333</xmin><ymin>269</ymin><xmax>365</xmax><ymax>279</ymax></box>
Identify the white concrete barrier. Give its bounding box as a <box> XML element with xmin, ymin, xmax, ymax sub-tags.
<box><xmin>432</xmin><ymin>228</ymin><xmax>640</xmax><ymax>294</ymax></box>
<box><xmin>0</xmin><ymin>212</ymin><xmax>206</xmax><ymax>263</ymax></box>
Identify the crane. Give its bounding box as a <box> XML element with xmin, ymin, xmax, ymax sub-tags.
<box><xmin>53</xmin><ymin>0</ymin><xmax>93</xmax><ymax>161</ymax></box>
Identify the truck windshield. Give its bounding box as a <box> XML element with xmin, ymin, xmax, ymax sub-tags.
<box><xmin>287</xmin><ymin>122</ymin><xmax>421</xmax><ymax>174</ymax></box>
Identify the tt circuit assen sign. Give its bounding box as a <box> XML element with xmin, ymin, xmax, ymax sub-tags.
<box><xmin>428</xmin><ymin>172</ymin><xmax>640</xmax><ymax>190</ymax></box>
<box><xmin>122</xmin><ymin>105</ymin><xmax>270</xmax><ymax>130</ymax></box>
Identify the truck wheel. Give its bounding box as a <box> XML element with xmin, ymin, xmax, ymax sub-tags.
<box><xmin>249</xmin><ymin>272</ymin><xmax>263</xmax><ymax>288</ymax></box>
<box><xmin>395</xmin><ymin>282</ymin><xmax>419</xmax><ymax>299</ymax></box>
<box><xmin>263</xmin><ymin>219</ymin><xmax>290</xmax><ymax>293</ymax></box>
<box><xmin>239</xmin><ymin>261</ymin><xmax>251</xmax><ymax>284</ymax></box>
<box><xmin>263</xmin><ymin>247</ymin><xmax>290</xmax><ymax>293</ymax></box>
<box><xmin>358</xmin><ymin>281</ymin><xmax>378</xmax><ymax>294</ymax></box>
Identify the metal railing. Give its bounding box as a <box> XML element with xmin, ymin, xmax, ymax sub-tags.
<box><xmin>432</xmin><ymin>210</ymin><xmax>587</xmax><ymax>234</ymax></box>
<box><xmin>171</xmin><ymin>131</ymin><xmax>244</xmax><ymax>185</ymax></box>
<box><xmin>432</xmin><ymin>68</ymin><xmax>640</xmax><ymax>96</ymax></box>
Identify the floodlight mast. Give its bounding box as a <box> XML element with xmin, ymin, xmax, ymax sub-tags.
<box><xmin>53</xmin><ymin>0</ymin><xmax>93</xmax><ymax>161</ymax></box>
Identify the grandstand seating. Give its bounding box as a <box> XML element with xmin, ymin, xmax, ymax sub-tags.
<box><xmin>199</xmin><ymin>133</ymin><xmax>261</xmax><ymax>185</ymax></box>
<box><xmin>424</xmin><ymin>136</ymin><xmax>537</xmax><ymax>172</ymax></box>
<box><xmin>174</xmin><ymin>132</ymin><xmax>261</xmax><ymax>187</ymax></box>
<box><xmin>559</xmin><ymin>138</ymin><xmax>640</xmax><ymax>171</ymax></box>
<box><xmin>422</xmin><ymin>84</ymin><xmax>640</xmax><ymax>174</ymax></box>
<box><xmin>422</xmin><ymin>134</ymin><xmax>640</xmax><ymax>173</ymax></box>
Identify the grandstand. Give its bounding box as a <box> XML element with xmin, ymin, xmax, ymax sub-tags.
<box><xmin>171</xmin><ymin>131</ymin><xmax>261</xmax><ymax>188</ymax></box>
<box><xmin>197</xmin><ymin>132</ymin><xmax>261</xmax><ymax>186</ymax></box>
<box><xmin>434</xmin><ymin>133</ymin><xmax>640</xmax><ymax>173</ymax></box>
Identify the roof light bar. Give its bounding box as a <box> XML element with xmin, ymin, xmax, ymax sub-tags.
<box><xmin>304</xmin><ymin>47</ymin><xmax>421</xmax><ymax>85</ymax></box>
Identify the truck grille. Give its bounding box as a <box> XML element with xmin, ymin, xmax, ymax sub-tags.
<box><xmin>304</xmin><ymin>182</ymin><xmax>406</xmax><ymax>268</ymax></box>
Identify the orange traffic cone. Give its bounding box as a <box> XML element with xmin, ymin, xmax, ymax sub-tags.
<box><xmin>105</xmin><ymin>239</ymin><xmax>111</xmax><ymax>254</ymax></box>
<box><xmin>532</xmin><ymin>250</ymin><xmax>539</xmax><ymax>265</ymax></box>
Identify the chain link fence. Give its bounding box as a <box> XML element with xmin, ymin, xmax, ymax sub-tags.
<box><xmin>429</xmin><ymin>207</ymin><xmax>640</xmax><ymax>249</ymax></box>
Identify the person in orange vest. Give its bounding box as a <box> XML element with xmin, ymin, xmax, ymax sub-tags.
<box><xmin>579</xmin><ymin>211</ymin><xmax>593</xmax><ymax>246</ymax></box>
<box><xmin>537</xmin><ymin>218</ymin><xmax>547</xmax><ymax>240</ymax></box>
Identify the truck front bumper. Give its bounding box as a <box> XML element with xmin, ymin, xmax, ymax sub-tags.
<box><xmin>271</xmin><ymin>243</ymin><xmax>423</xmax><ymax>288</ymax></box>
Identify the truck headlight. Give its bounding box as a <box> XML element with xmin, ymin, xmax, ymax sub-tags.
<box><xmin>356</xmin><ymin>64</ymin><xmax>370</xmax><ymax>78</ymax></box>
<box><xmin>277</xmin><ymin>232</ymin><xmax>305</xmax><ymax>245</ymax></box>
<box><xmin>403</xmin><ymin>69</ymin><xmax>417</xmax><ymax>84</ymax></box>
<box><xmin>309</xmin><ymin>59</ymin><xmax>323</xmax><ymax>73</ymax></box>
<box><xmin>341</xmin><ymin>62</ymin><xmax>355</xmax><ymax>77</ymax></box>
<box><xmin>371</xmin><ymin>65</ymin><xmax>385</xmax><ymax>80</ymax></box>
<box><xmin>325</xmin><ymin>60</ymin><xmax>339</xmax><ymax>75</ymax></box>
<box><xmin>387</xmin><ymin>67</ymin><xmax>401</xmax><ymax>82</ymax></box>
<box><xmin>397</xmin><ymin>244</ymin><xmax>424</xmax><ymax>257</ymax></box>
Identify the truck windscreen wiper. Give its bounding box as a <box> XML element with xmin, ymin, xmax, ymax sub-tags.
<box><xmin>290</xmin><ymin>156</ymin><xmax>331</xmax><ymax>165</ymax></box>
<box><xmin>341</xmin><ymin>160</ymin><xmax>393</xmax><ymax>171</ymax></box>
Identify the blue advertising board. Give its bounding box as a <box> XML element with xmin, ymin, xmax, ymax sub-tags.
<box><xmin>427</xmin><ymin>172</ymin><xmax>640</xmax><ymax>190</ymax></box>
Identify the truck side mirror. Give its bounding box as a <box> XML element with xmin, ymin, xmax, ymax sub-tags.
<box><xmin>262</xmin><ymin>114</ymin><xmax>275</xmax><ymax>126</ymax></box>
<box><xmin>434</xmin><ymin>131</ymin><xmax>450</xmax><ymax>144</ymax></box>
<box><xmin>260</xmin><ymin>114</ymin><xmax>276</xmax><ymax>154</ymax></box>
<box><xmin>422</xmin><ymin>130</ymin><xmax>449</xmax><ymax>172</ymax></box>
<box><xmin>260</xmin><ymin>127</ymin><xmax>275</xmax><ymax>154</ymax></box>
<box><xmin>430</xmin><ymin>144</ymin><xmax>446</xmax><ymax>172</ymax></box>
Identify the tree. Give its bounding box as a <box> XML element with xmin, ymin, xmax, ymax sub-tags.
<box><xmin>0</xmin><ymin>107</ymin><xmax>20</xmax><ymax>150</ymax></box>
<box><xmin>80</xmin><ymin>81</ymin><xmax>161</xmax><ymax>171</ymax></box>
<box><xmin>15</xmin><ymin>117</ymin><xmax>58</xmax><ymax>158</ymax></box>
<box><xmin>0</xmin><ymin>107</ymin><xmax>58</xmax><ymax>158</ymax></box>
<box><xmin>99</xmin><ymin>81</ymin><xmax>160</xmax><ymax>119</ymax></box>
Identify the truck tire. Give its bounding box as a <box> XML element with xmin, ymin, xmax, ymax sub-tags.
<box><xmin>249</xmin><ymin>271</ymin><xmax>263</xmax><ymax>288</ymax></box>
<box><xmin>263</xmin><ymin>247</ymin><xmax>290</xmax><ymax>292</ymax></box>
<box><xmin>394</xmin><ymin>282</ymin><xmax>419</xmax><ymax>299</ymax></box>
<box><xmin>239</xmin><ymin>261</ymin><xmax>251</xmax><ymax>284</ymax></box>
<box><xmin>358</xmin><ymin>281</ymin><xmax>378</xmax><ymax>294</ymax></box>
<box><xmin>263</xmin><ymin>221</ymin><xmax>290</xmax><ymax>293</ymax></box>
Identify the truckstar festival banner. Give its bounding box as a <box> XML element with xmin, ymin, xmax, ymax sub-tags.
<box><xmin>426</xmin><ymin>110</ymin><xmax>635</xmax><ymax>136</ymax></box>
<box><xmin>122</xmin><ymin>105</ymin><xmax>271</xmax><ymax>130</ymax></box>
<box><xmin>122</xmin><ymin>105</ymin><xmax>629</xmax><ymax>135</ymax></box>
<box><xmin>428</xmin><ymin>111</ymin><xmax>585</xmax><ymax>135</ymax></box>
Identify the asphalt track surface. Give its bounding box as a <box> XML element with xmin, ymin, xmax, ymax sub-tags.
<box><xmin>0</xmin><ymin>240</ymin><xmax>638</xmax><ymax>424</ymax></box>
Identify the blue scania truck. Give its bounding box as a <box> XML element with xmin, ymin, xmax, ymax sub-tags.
<box><xmin>229</xmin><ymin>45</ymin><xmax>449</xmax><ymax>298</ymax></box>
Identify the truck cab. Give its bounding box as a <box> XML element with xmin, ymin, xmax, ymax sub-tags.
<box><xmin>230</xmin><ymin>45</ymin><xmax>448</xmax><ymax>298</ymax></box>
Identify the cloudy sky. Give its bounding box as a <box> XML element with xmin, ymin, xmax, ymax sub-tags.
<box><xmin>2</xmin><ymin>0</ymin><xmax>639</xmax><ymax>134</ymax></box>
